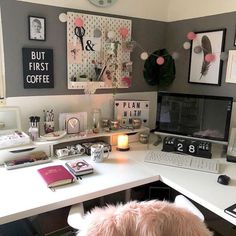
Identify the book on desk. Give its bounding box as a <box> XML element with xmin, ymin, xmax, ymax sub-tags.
<box><xmin>225</xmin><ymin>204</ymin><xmax>236</xmax><ymax>218</ymax></box>
<box><xmin>65</xmin><ymin>159</ymin><xmax>93</xmax><ymax>176</ymax></box>
<box><xmin>38</xmin><ymin>165</ymin><xmax>75</xmax><ymax>188</ymax></box>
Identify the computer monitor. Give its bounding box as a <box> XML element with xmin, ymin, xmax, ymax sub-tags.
<box><xmin>155</xmin><ymin>92</ymin><xmax>233</xmax><ymax>144</ymax></box>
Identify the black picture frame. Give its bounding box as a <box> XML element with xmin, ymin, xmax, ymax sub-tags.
<box><xmin>188</xmin><ymin>29</ymin><xmax>226</xmax><ymax>86</ymax></box>
<box><xmin>28</xmin><ymin>16</ymin><xmax>46</xmax><ymax>41</ymax></box>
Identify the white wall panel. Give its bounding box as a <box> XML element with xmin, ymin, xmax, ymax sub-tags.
<box><xmin>18</xmin><ymin>0</ymin><xmax>236</xmax><ymax>21</ymax></box>
<box><xmin>17</xmin><ymin>0</ymin><xmax>169</xmax><ymax>21</ymax></box>
<box><xmin>167</xmin><ymin>0</ymin><xmax>236</xmax><ymax>21</ymax></box>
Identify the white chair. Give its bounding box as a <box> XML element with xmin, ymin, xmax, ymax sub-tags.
<box><xmin>67</xmin><ymin>202</ymin><xmax>84</xmax><ymax>231</ymax></box>
<box><xmin>174</xmin><ymin>195</ymin><xmax>205</xmax><ymax>221</ymax></box>
<box><xmin>67</xmin><ymin>195</ymin><xmax>204</xmax><ymax>230</ymax></box>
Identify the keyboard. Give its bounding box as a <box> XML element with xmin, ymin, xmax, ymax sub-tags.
<box><xmin>144</xmin><ymin>151</ymin><xmax>220</xmax><ymax>173</ymax></box>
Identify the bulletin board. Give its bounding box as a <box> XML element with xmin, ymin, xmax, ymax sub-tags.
<box><xmin>66</xmin><ymin>12</ymin><xmax>132</xmax><ymax>92</ymax></box>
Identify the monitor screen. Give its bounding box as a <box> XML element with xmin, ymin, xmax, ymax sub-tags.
<box><xmin>156</xmin><ymin>92</ymin><xmax>233</xmax><ymax>143</ymax></box>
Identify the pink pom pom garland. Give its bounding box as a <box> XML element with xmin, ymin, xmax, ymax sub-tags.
<box><xmin>205</xmin><ymin>53</ymin><xmax>216</xmax><ymax>62</ymax></box>
<box><xmin>156</xmin><ymin>56</ymin><xmax>165</xmax><ymax>65</ymax></box>
<box><xmin>187</xmin><ymin>32</ymin><xmax>197</xmax><ymax>40</ymax></box>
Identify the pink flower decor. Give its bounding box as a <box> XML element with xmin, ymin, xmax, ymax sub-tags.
<box><xmin>122</xmin><ymin>76</ymin><xmax>131</xmax><ymax>87</ymax></box>
<box><xmin>156</xmin><ymin>56</ymin><xmax>165</xmax><ymax>65</ymax></box>
<box><xmin>205</xmin><ymin>53</ymin><xmax>215</xmax><ymax>62</ymax></box>
<box><xmin>187</xmin><ymin>31</ymin><xmax>197</xmax><ymax>40</ymax></box>
<box><xmin>119</xmin><ymin>27</ymin><xmax>129</xmax><ymax>38</ymax></box>
<box><xmin>75</xmin><ymin>17</ymin><xmax>84</xmax><ymax>27</ymax></box>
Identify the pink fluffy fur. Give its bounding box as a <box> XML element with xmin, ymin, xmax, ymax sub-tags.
<box><xmin>77</xmin><ymin>200</ymin><xmax>213</xmax><ymax>236</ymax></box>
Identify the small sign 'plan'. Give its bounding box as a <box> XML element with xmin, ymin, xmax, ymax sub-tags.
<box><xmin>114</xmin><ymin>100</ymin><xmax>150</xmax><ymax>126</ymax></box>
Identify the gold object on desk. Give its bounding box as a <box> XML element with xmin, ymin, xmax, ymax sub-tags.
<box><xmin>132</xmin><ymin>118</ymin><xmax>142</xmax><ymax>129</ymax></box>
<box><xmin>101</xmin><ymin>119</ymin><xmax>110</xmax><ymax>128</ymax></box>
<box><xmin>67</xmin><ymin>117</ymin><xmax>80</xmax><ymax>134</ymax></box>
<box><xmin>139</xmin><ymin>133</ymin><xmax>149</xmax><ymax>144</ymax></box>
<box><xmin>110</xmin><ymin>120</ymin><xmax>119</xmax><ymax>130</ymax></box>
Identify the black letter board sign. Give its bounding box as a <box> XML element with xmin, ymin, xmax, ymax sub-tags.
<box><xmin>22</xmin><ymin>48</ymin><xmax>54</xmax><ymax>88</ymax></box>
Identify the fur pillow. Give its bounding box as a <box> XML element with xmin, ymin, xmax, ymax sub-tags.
<box><xmin>77</xmin><ymin>200</ymin><xmax>213</xmax><ymax>236</ymax></box>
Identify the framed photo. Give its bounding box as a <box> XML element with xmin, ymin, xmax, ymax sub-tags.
<box><xmin>188</xmin><ymin>29</ymin><xmax>226</xmax><ymax>86</ymax></box>
<box><xmin>225</xmin><ymin>50</ymin><xmax>236</xmax><ymax>83</ymax></box>
<box><xmin>28</xmin><ymin>16</ymin><xmax>46</xmax><ymax>41</ymax></box>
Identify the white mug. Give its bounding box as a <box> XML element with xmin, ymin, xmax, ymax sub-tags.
<box><xmin>56</xmin><ymin>148</ymin><xmax>69</xmax><ymax>158</ymax></box>
<box><xmin>90</xmin><ymin>144</ymin><xmax>109</xmax><ymax>163</ymax></box>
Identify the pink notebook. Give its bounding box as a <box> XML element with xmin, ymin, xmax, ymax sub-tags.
<box><xmin>38</xmin><ymin>165</ymin><xmax>75</xmax><ymax>188</ymax></box>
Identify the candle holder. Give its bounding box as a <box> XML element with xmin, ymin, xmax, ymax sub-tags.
<box><xmin>116</xmin><ymin>134</ymin><xmax>130</xmax><ymax>151</ymax></box>
<box><xmin>116</xmin><ymin>146</ymin><xmax>130</xmax><ymax>151</ymax></box>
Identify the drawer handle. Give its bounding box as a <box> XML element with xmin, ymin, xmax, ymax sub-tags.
<box><xmin>10</xmin><ymin>147</ymin><xmax>36</xmax><ymax>153</ymax></box>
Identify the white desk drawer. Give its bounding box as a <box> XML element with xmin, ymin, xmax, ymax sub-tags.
<box><xmin>0</xmin><ymin>143</ymin><xmax>51</xmax><ymax>164</ymax></box>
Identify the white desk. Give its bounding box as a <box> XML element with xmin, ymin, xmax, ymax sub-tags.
<box><xmin>1</xmin><ymin>139</ymin><xmax>236</xmax><ymax>227</ymax></box>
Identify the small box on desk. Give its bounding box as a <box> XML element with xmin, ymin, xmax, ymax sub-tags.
<box><xmin>0</xmin><ymin>107</ymin><xmax>31</xmax><ymax>149</ymax></box>
<box><xmin>0</xmin><ymin>131</ymin><xmax>30</xmax><ymax>150</ymax></box>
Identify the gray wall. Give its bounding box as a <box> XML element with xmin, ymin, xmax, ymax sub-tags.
<box><xmin>2</xmin><ymin>1</ymin><xmax>236</xmax><ymax>98</ymax></box>
<box><xmin>0</xmin><ymin>0</ymin><xmax>165</xmax><ymax>97</ymax></box>
<box><xmin>165</xmin><ymin>12</ymin><xmax>236</xmax><ymax>98</ymax></box>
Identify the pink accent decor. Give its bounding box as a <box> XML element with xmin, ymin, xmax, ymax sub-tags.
<box><xmin>187</xmin><ymin>31</ymin><xmax>197</xmax><ymax>40</ymax></box>
<box><xmin>121</xmin><ymin>76</ymin><xmax>131</xmax><ymax>87</ymax></box>
<box><xmin>205</xmin><ymin>53</ymin><xmax>216</xmax><ymax>62</ymax></box>
<box><xmin>156</xmin><ymin>56</ymin><xmax>165</xmax><ymax>65</ymax></box>
<box><xmin>119</xmin><ymin>27</ymin><xmax>129</xmax><ymax>38</ymax></box>
<box><xmin>77</xmin><ymin>200</ymin><xmax>213</xmax><ymax>236</ymax></box>
<box><xmin>75</xmin><ymin>17</ymin><xmax>84</xmax><ymax>27</ymax></box>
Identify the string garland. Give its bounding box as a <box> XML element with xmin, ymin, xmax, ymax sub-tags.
<box><xmin>118</xmin><ymin>27</ymin><xmax>228</xmax><ymax>65</ymax></box>
<box><xmin>59</xmin><ymin>13</ymin><xmax>229</xmax><ymax>93</ymax></box>
<box><xmin>60</xmin><ymin>13</ymin><xmax>228</xmax><ymax>68</ymax></box>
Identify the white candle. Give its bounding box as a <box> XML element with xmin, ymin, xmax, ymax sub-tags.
<box><xmin>117</xmin><ymin>134</ymin><xmax>129</xmax><ymax>149</ymax></box>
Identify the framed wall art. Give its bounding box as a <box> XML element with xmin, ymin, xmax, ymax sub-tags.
<box><xmin>28</xmin><ymin>16</ymin><xmax>46</xmax><ymax>41</ymax></box>
<box><xmin>22</xmin><ymin>48</ymin><xmax>54</xmax><ymax>88</ymax></box>
<box><xmin>188</xmin><ymin>29</ymin><xmax>226</xmax><ymax>86</ymax></box>
<box><xmin>225</xmin><ymin>50</ymin><xmax>236</xmax><ymax>83</ymax></box>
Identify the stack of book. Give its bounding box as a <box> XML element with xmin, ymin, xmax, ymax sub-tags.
<box><xmin>65</xmin><ymin>159</ymin><xmax>93</xmax><ymax>177</ymax></box>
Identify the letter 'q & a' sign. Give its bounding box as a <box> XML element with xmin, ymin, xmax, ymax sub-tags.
<box><xmin>22</xmin><ymin>48</ymin><xmax>54</xmax><ymax>88</ymax></box>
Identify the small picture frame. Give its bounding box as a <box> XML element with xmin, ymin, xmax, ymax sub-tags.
<box><xmin>225</xmin><ymin>50</ymin><xmax>236</xmax><ymax>83</ymax></box>
<box><xmin>28</xmin><ymin>16</ymin><xmax>46</xmax><ymax>41</ymax></box>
